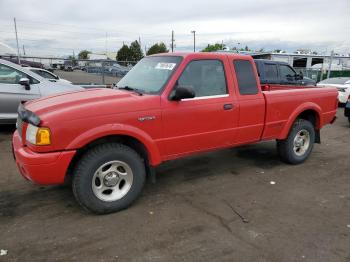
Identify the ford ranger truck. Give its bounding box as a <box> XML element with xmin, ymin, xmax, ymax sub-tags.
<box><xmin>12</xmin><ymin>53</ymin><xmax>338</xmax><ymax>214</ymax></box>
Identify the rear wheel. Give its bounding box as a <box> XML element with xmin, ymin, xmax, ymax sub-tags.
<box><xmin>277</xmin><ymin>119</ymin><xmax>315</xmax><ymax>164</ymax></box>
<box><xmin>72</xmin><ymin>143</ymin><xmax>146</xmax><ymax>214</ymax></box>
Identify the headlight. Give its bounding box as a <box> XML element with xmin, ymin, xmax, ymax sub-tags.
<box><xmin>26</xmin><ymin>124</ymin><xmax>51</xmax><ymax>145</ymax></box>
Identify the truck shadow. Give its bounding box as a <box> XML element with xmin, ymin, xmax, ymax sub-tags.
<box><xmin>1</xmin><ymin>142</ymin><xmax>282</xmax><ymax>217</ymax></box>
<box><xmin>155</xmin><ymin>141</ymin><xmax>281</xmax><ymax>184</ymax></box>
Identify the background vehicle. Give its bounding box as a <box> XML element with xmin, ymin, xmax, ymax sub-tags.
<box><xmin>27</xmin><ymin>67</ymin><xmax>72</xmax><ymax>84</ymax></box>
<box><xmin>12</xmin><ymin>53</ymin><xmax>338</xmax><ymax>214</ymax></box>
<box><xmin>254</xmin><ymin>59</ymin><xmax>316</xmax><ymax>90</ymax></box>
<box><xmin>109</xmin><ymin>64</ymin><xmax>130</xmax><ymax>77</ymax></box>
<box><xmin>0</xmin><ymin>59</ymin><xmax>83</xmax><ymax>124</ymax></box>
<box><xmin>317</xmin><ymin>77</ymin><xmax>350</xmax><ymax>104</ymax></box>
<box><xmin>344</xmin><ymin>95</ymin><xmax>350</xmax><ymax>123</ymax></box>
<box><xmin>63</xmin><ymin>65</ymin><xmax>73</xmax><ymax>71</ymax></box>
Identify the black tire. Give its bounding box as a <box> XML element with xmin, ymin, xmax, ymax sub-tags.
<box><xmin>277</xmin><ymin>119</ymin><xmax>315</xmax><ymax>165</ymax></box>
<box><xmin>72</xmin><ymin>143</ymin><xmax>146</xmax><ymax>214</ymax></box>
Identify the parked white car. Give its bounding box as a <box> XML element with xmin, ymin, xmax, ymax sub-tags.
<box><xmin>0</xmin><ymin>59</ymin><xmax>83</xmax><ymax>124</ymax></box>
<box><xmin>317</xmin><ymin>77</ymin><xmax>350</xmax><ymax>104</ymax></box>
<box><xmin>27</xmin><ymin>67</ymin><xmax>72</xmax><ymax>84</ymax></box>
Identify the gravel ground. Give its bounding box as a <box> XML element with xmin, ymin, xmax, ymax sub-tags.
<box><xmin>0</xmin><ymin>109</ymin><xmax>349</xmax><ymax>262</ymax></box>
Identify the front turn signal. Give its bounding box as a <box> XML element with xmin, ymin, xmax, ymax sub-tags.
<box><xmin>36</xmin><ymin>128</ymin><xmax>51</xmax><ymax>145</ymax></box>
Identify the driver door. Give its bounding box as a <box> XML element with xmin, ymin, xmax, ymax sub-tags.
<box><xmin>0</xmin><ymin>63</ymin><xmax>40</xmax><ymax>121</ymax></box>
<box><xmin>161</xmin><ymin>58</ymin><xmax>239</xmax><ymax>158</ymax></box>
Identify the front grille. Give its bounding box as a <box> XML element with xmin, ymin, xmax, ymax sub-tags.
<box><xmin>16</xmin><ymin>117</ymin><xmax>23</xmax><ymax>140</ymax></box>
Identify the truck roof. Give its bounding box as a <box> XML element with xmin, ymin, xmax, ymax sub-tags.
<box><xmin>149</xmin><ymin>52</ymin><xmax>251</xmax><ymax>60</ymax></box>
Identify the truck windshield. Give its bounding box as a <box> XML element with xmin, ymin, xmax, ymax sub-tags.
<box><xmin>117</xmin><ymin>56</ymin><xmax>182</xmax><ymax>94</ymax></box>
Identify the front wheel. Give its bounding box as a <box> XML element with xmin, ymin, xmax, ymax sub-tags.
<box><xmin>72</xmin><ymin>143</ymin><xmax>146</xmax><ymax>214</ymax></box>
<box><xmin>277</xmin><ymin>119</ymin><xmax>315</xmax><ymax>165</ymax></box>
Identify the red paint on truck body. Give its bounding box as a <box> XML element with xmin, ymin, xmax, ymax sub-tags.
<box><xmin>12</xmin><ymin>53</ymin><xmax>338</xmax><ymax>185</ymax></box>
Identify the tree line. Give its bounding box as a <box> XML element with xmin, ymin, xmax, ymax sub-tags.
<box><xmin>78</xmin><ymin>41</ymin><xmax>168</xmax><ymax>62</ymax></box>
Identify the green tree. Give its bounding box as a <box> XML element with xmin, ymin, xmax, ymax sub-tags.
<box><xmin>78</xmin><ymin>50</ymin><xmax>91</xmax><ymax>59</ymax></box>
<box><xmin>129</xmin><ymin>40</ymin><xmax>144</xmax><ymax>61</ymax></box>
<box><xmin>146</xmin><ymin>42</ymin><xmax>168</xmax><ymax>55</ymax></box>
<box><xmin>201</xmin><ymin>43</ymin><xmax>225</xmax><ymax>52</ymax></box>
<box><xmin>116</xmin><ymin>44</ymin><xmax>131</xmax><ymax>62</ymax></box>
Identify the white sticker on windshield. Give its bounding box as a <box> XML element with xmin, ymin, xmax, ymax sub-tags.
<box><xmin>155</xmin><ymin>63</ymin><xmax>176</xmax><ymax>70</ymax></box>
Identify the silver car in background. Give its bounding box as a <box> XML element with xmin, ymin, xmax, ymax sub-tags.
<box><xmin>27</xmin><ymin>67</ymin><xmax>72</xmax><ymax>84</ymax></box>
<box><xmin>0</xmin><ymin>59</ymin><xmax>83</xmax><ymax>124</ymax></box>
<box><xmin>317</xmin><ymin>77</ymin><xmax>350</xmax><ymax>104</ymax></box>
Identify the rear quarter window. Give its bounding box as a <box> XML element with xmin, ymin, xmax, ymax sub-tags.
<box><xmin>233</xmin><ymin>60</ymin><xmax>259</xmax><ymax>95</ymax></box>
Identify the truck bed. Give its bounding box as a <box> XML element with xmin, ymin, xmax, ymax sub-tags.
<box><xmin>261</xmin><ymin>87</ymin><xmax>338</xmax><ymax>140</ymax></box>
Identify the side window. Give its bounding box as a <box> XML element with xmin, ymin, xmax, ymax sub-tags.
<box><xmin>264</xmin><ymin>64</ymin><xmax>278</xmax><ymax>82</ymax></box>
<box><xmin>233</xmin><ymin>60</ymin><xmax>259</xmax><ymax>95</ymax></box>
<box><xmin>280</xmin><ymin>65</ymin><xmax>296</xmax><ymax>81</ymax></box>
<box><xmin>0</xmin><ymin>64</ymin><xmax>27</xmax><ymax>84</ymax></box>
<box><xmin>178</xmin><ymin>59</ymin><xmax>227</xmax><ymax>97</ymax></box>
<box><xmin>32</xmin><ymin>69</ymin><xmax>55</xmax><ymax>79</ymax></box>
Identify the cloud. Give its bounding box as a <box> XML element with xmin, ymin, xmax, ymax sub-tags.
<box><xmin>0</xmin><ymin>0</ymin><xmax>349</xmax><ymax>56</ymax></box>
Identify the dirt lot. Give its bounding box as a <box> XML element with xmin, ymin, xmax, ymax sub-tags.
<box><xmin>54</xmin><ymin>70</ymin><xmax>120</xmax><ymax>85</ymax></box>
<box><xmin>0</xmin><ymin>109</ymin><xmax>349</xmax><ymax>262</ymax></box>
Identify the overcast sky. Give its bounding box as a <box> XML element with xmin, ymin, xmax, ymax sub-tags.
<box><xmin>0</xmin><ymin>0</ymin><xmax>349</xmax><ymax>57</ymax></box>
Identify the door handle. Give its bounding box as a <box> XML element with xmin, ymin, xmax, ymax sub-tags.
<box><xmin>223</xmin><ymin>103</ymin><xmax>233</xmax><ymax>110</ymax></box>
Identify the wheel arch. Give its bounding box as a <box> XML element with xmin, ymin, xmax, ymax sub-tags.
<box><xmin>64</xmin><ymin>124</ymin><xmax>162</xmax><ymax>184</ymax></box>
<box><xmin>278</xmin><ymin>103</ymin><xmax>322</xmax><ymax>141</ymax></box>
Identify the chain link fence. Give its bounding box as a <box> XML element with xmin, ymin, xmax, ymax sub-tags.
<box><xmin>3</xmin><ymin>55</ymin><xmax>350</xmax><ymax>86</ymax></box>
<box><xmin>1</xmin><ymin>55</ymin><xmax>138</xmax><ymax>86</ymax></box>
<box><xmin>295</xmin><ymin>68</ymin><xmax>350</xmax><ymax>82</ymax></box>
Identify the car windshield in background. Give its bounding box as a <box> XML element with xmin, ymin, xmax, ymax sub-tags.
<box><xmin>117</xmin><ymin>56</ymin><xmax>182</xmax><ymax>94</ymax></box>
<box><xmin>319</xmin><ymin>77</ymin><xmax>350</xmax><ymax>85</ymax></box>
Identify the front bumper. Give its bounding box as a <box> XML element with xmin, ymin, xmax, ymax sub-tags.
<box><xmin>12</xmin><ymin>131</ymin><xmax>76</xmax><ymax>185</ymax></box>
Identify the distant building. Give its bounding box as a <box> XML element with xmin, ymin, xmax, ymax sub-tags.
<box><xmin>87</xmin><ymin>52</ymin><xmax>118</xmax><ymax>60</ymax></box>
<box><xmin>88</xmin><ymin>53</ymin><xmax>108</xmax><ymax>60</ymax></box>
<box><xmin>246</xmin><ymin>51</ymin><xmax>350</xmax><ymax>70</ymax></box>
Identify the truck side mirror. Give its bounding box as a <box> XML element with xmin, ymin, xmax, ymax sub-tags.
<box><xmin>19</xmin><ymin>77</ymin><xmax>31</xmax><ymax>90</ymax></box>
<box><xmin>170</xmin><ymin>85</ymin><xmax>195</xmax><ymax>101</ymax></box>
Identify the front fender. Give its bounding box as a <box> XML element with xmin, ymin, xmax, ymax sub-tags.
<box><xmin>66</xmin><ymin>123</ymin><xmax>162</xmax><ymax>166</ymax></box>
<box><xmin>277</xmin><ymin>102</ymin><xmax>322</xmax><ymax>140</ymax></box>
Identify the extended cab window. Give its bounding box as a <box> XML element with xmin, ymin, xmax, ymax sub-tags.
<box><xmin>233</xmin><ymin>60</ymin><xmax>258</xmax><ymax>95</ymax></box>
<box><xmin>280</xmin><ymin>64</ymin><xmax>296</xmax><ymax>80</ymax></box>
<box><xmin>178</xmin><ymin>59</ymin><xmax>227</xmax><ymax>97</ymax></box>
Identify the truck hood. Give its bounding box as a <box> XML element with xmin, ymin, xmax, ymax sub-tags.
<box><xmin>25</xmin><ymin>88</ymin><xmax>161</xmax><ymax>122</ymax></box>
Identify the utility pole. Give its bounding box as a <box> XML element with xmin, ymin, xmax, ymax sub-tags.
<box><xmin>14</xmin><ymin>18</ymin><xmax>21</xmax><ymax>64</ymax></box>
<box><xmin>327</xmin><ymin>50</ymin><xmax>334</xmax><ymax>79</ymax></box>
<box><xmin>171</xmin><ymin>30</ymin><xmax>174</xmax><ymax>53</ymax></box>
<box><xmin>191</xmin><ymin>30</ymin><xmax>196</xmax><ymax>52</ymax></box>
<box><xmin>139</xmin><ymin>36</ymin><xmax>141</xmax><ymax>46</ymax></box>
<box><xmin>22</xmin><ymin>45</ymin><xmax>26</xmax><ymax>56</ymax></box>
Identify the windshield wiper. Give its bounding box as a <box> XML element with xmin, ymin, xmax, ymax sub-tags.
<box><xmin>118</xmin><ymin>86</ymin><xmax>143</xmax><ymax>96</ymax></box>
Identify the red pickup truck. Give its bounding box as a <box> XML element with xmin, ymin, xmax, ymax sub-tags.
<box><xmin>12</xmin><ymin>53</ymin><xmax>338</xmax><ymax>214</ymax></box>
